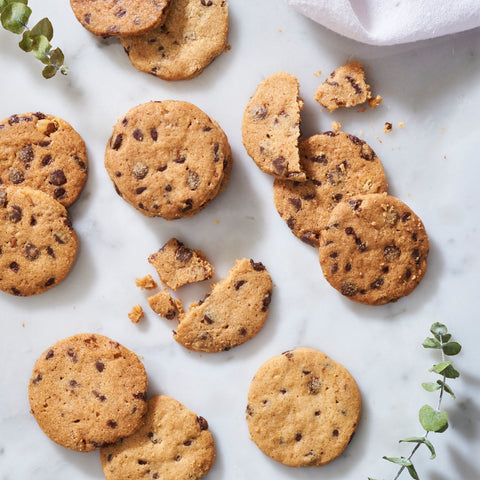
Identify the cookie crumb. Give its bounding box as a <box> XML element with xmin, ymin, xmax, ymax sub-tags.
<box><xmin>314</xmin><ymin>70</ymin><xmax>322</xmax><ymax>77</ymax></box>
<box><xmin>224</xmin><ymin>44</ymin><xmax>232</xmax><ymax>51</ymax></box>
<box><xmin>398</xmin><ymin>122</ymin><xmax>405</xmax><ymax>128</ymax></box>
<box><xmin>128</xmin><ymin>305</ymin><xmax>144</xmax><ymax>323</ymax></box>
<box><xmin>135</xmin><ymin>274</ymin><xmax>158</xmax><ymax>290</ymax></box>
<box><xmin>368</xmin><ymin>95</ymin><xmax>383</xmax><ymax>109</ymax></box>
<box><xmin>383</xmin><ymin>122</ymin><xmax>393</xmax><ymax>133</ymax></box>
<box><xmin>331</xmin><ymin>121</ymin><xmax>341</xmax><ymax>131</ymax></box>
<box><xmin>148</xmin><ymin>291</ymin><xmax>181</xmax><ymax>319</ymax></box>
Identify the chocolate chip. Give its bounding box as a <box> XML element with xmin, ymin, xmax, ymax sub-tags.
<box><xmin>112</xmin><ymin>134</ymin><xmax>123</xmax><ymax>150</ymax></box>
<box><xmin>174</xmin><ymin>156</ymin><xmax>186</xmax><ymax>164</ymax></box>
<box><xmin>8</xmin><ymin>205</ymin><xmax>22</xmax><ymax>223</ymax></box>
<box><xmin>303</xmin><ymin>194</ymin><xmax>315</xmax><ymax>201</ymax></box>
<box><xmin>133</xmin><ymin>129</ymin><xmax>144</xmax><ymax>141</ymax></box>
<box><xmin>358</xmin><ymin>242</ymin><xmax>366</xmax><ymax>252</ymax></box>
<box><xmin>234</xmin><ymin>280</ymin><xmax>246</xmax><ymax>290</ymax></box>
<box><xmin>84</xmin><ymin>13</ymin><xmax>91</xmax><ymax>24</ymax></box>
<box><xmin>370</xmin><ymin>278</ymin><xmax>384</xmax><ymax>289</ymax></box>
<box><xmin>412</xmin><ymin>248</ymin><xmax>421</xmax><ymax>264</ymax></box>
<box><xmin>250</xmin><ymin>105</ymin><xmax>267</xmax><ymax>120</ymax></box>
<box><xmin>8</xmin><ymin>115</ymin><xmax>19</xmax><ymax>125</ymax></box>
<box><xmin>300</xmin><ymin>231</ymin><xmax>318</xmax><ymax>247</ymax></box>
<box><xmin>184</xmin><ymin>440</ymin><xmax>192</xmax><ymax>446</ymax></box>
<box><xmin>107</xmin><ymin>420</ymin><xmax>117</xmax><ymax>429</ymax></box>
<box><xmin>346</xmin><ymin>75</ymin><xmax>362</xmax><ymax>94</ymax></box>
<box><xmin>345</xmin><ymin>227</ymin><xmax>355</xmax><ymax>235</ymax></box>
<box><xmin>41</xmin><ymin>155</ymin><xmax>52</xmax><ymax>167</ymax></box>
<box><xmin>158</xmin><ymin>165</ymin><xmax>167</xmax><ymax>172</ymax></box>
<box><xmin>203</xmin><ymin>126</ymin><xmax>212</xmax><ymax>132</ymax></box>
<box><xmin>348</xmin><ymin>199</ymin><xmax>363</xmax><ymax>211</ymax></box>
<box><xmin>323</xmin><ymin>131</ymin><xmax>338</xmax><ymax>137</ymax></box>
<box><xmin>133</xmin><ymin>392</ymin><xmax>147</xmax><ymax>400</ymax></box>
<box><xmin>115</xmin><ymin>8</ymin><xmax>126</xmax><ymax>17</ymax></box>
<box><xmin>307</xmin><ymin>377</ymin><xmax>321</xmax><ymax>394</ymax></box>
<box><xmin>25</xmin><ymin>243</ymin><xmax>40</xmax><ymax>260</ymax></box>
<box><xmin>150</xmin><ymin>128</ymin><xmax>158</xmax><ymax>141</ymax></box>
<box><xmin>401</xmin><ymin>212</ymin><xmax>411</xmax><ymax>222</ymax></box>
<box><xmin>138</xmin><ymin>460</ymin><xmax>147</xmax><ymax>465</ymax></box>
<box><xmin>295</xmin><ymin>433</ymin><xmax>302</xmax><ymax>441</ymax></box>
<box><xmin>45</xmin><ymin>278</ymin><xmax>55</xmax><ymax>287</ymax></box>
<box><xmin>341</xmin><ymin>282</ymin><xmax>358</xmax><ymax>297</ymax></box>
<box><xmin>176</xmin><ymin>246</ymin><xmax>193</xmax><ymax>263</ymax></box>
<box><xmin>311</xmin><ymin>154</ymin><xmax>327</xmax><ymax>164</ymax></box>
<box><xmin>49</xmin><ymin>169</ymin><xmax>66</xmax><ymax>186</ymax></box>
<box><xmin>11</xmin><ymin>287</ymin><xmax>21</xmax><ymax>296</ymax></box>
<box><xmin>46</xmin><ymin>246</ymin><xmax>55</xmax><ymax>258</ymax></box>
<box><xmin>0</xmin><ymin>190</ymin><xmax>7</xmax><ymax>207</ymax></box>
<box><xmin>32</xmin><ymin>373</ymin><xmax>42</xmax><ymax>384</ymax></box>
<box><xmin>197</xmin><ymin>416</ymin><xmax>208</xmax><ymax>430</ymax></box>
<box><xmin>54</xmin><ymin>188</ymin><xmax>66</xmax><ymax>200</ymax></box>
<box><xmin>345</xmin><ymin>263</ymin><xmax>352</xmax><ymax>272</ymax></box>
<box><xmin>288</xmin><ymin>197</ymin><xmax>301</xmax><ymax>212</ymax></box>
<box><xmin>203</xmin><ymin>315</ymin><xmax>214</xmax><ymax>325</ymax></box>
<box><xmin>262</xmin><ymin>291</ymin><xmax>272</xmax><ymax>311</ymax></box>
<box><xmin>9</xmin><ymin>168</ymin><xmax>24</xmax><ymax>184</ymax></box>
<box><xmin>44</xmin><ymin>122</ymin><xmax>58</xmax><ymax>136</ymax></box>
<box><xmin>272</xmin><ymin>156</ymin><xmax>286</xmax><ymax>174</ymax></box>
<box><xmin>95</xmin><ymin>360</ymin><xmax>105</xmax><ymax>372</ymax></box>
<box><xmin>404</xmin><ymin>268</ymin><xmax>412</xmax><ymax>280</ymax></box>
<box><xmin>165</xmin><ymin>309</ymin><xmax>176</xmax><ymax>320</ymax></box>
<box><xmin>18</xmin><ymin>144</ymin><xmax>34</xmax><ymax>164</ymax></box>
<box><xmin>239</xmin><ymin>327</ymin><xmax>247</xmax><ymax>336</ymax></box>
<box><xmin>412</xmin><ymin>232</ymin><xmax>418</xmax><ymax>241</ymax></box>
<box><xmin>136</xmin><ymin>187</ymin><xmax>147</xmax><ymax>194</ymax></box>
<box><xmin>360</xmin><ymin>144</ymin><xmax>376</xmax><ymax>161</ymax></box>
<box><xmin>331</xmin><ymin>263</ymin><xmax>339</xmax><ymax>273</ymax></box>
<box><xmin>10</xmin><ymin>262</ymin><xmax>19</xmax><ymax>273</ymax></box>
<box><xmin>332</xmin><ymin>429</ymin><xmax>339</xmax><ymax>437</ymax></box>
<box><xmin>213</xmin><ymin>143</ymin><xmax>220</xmax><ymax>162</ymax></box>
<box><xmin>250</xmin><ymin>259</ymin><xmax>265</xmax><ymax>271</ymax></box>
<box><xmin>187</xmin><ymin>171</ymin><xmax>200</xmax><ymax>190</ymax></box>
<box><xmin>348</xmin><ymin>134</ymin><xmax>364</xmax><ymax>146</ymax></box>
<box><xmin>165</xmin><ymin>184</ymin><xmax>172</xmax><ymax>192</ymax></box>
<box><xmin>69</xmin><ymin>380</ymin><xmax>79</xmax><ymax>387</ymax></box>
<box><xmin>67</xmin><ymin>348</ymin><xmax>78</xmax><ymax>363</ymax></box>
<box><xmin>287</xmin><ymin>216</ymin><xmax>295</xmax><ymax>230</ymax></box>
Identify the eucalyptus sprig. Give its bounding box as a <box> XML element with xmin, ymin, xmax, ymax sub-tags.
<box><xmin>369</xmin><ymin>322</ymin><xmax>461</xmax><ymax>480</ymax></box>
<box><xmin>0</xmin><ymin>0</ymin><xmax>67</xmax><ymax>78</ymax></box>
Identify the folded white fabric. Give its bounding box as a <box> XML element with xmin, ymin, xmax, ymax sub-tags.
<box><xmin>287</xmin><ymin>0</ymin><xmax>480</xmax><ymax>45</ymax></box>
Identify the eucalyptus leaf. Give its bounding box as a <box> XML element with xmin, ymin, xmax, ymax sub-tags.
<box><xmin>30</xmin><ymin>17</ymin><xmax>53</xmax><ymax>40</ymax></box>
<box><xmin>422</xmin><ymin>381</ymin><xmax>441</xmax><ymax>392</ymax></box>
<box><xmin>423</xmin><ymin>337</ymin><xmax>441</xmax><ymax>349</ymax></box>
<box><xmin>18</xmin><ymin>28</ymin><xmax>33</xmax><ymax>51</ymax></box>
<box><xmin>419</xmin><ymin>404</ymin><xmax>448</xmax><ymax>432</ymax></box>
<box><xmin>437</xmin><ymin>380</ymin><xmax>456</xmax><ymax>399</ymax></box>
<box><xmin>430</xmin><ymin>323</ymin><xmax>448</xmax><ymax>337</ymax></box>
<box><xmin>400</xmin><ymin>437</ymin><xmax>436</xmax><ymax>459</ymax></box>
<box><xmin>430</xmin><ymin>361</ymin><xmax>452</xmax><ymax>374</ymax></box>
<box><xmin>442</xmin><ymin>342</ymin><xmax>462</xmax><ymax>356</ymax></box>
<box><xmin>49</xmin><ymin>47</ymin><xmax>64</xmax><ymax>66</ymax></box>
<box><xmin>407</xmin><ymin>464</ymin><xmax>420</xmax><ymax>480</ymax></box>
<box><xmin>42</xmin><ymin>64</ymin><xmax>57</xmax><ymax>79</ymax></box>
<box><xmin>383</xmin><ymin>456</ymin><xmax>412</xmax><ymax>467</ymax></box>
<box><xmin>32</xmin><ymin>34</ymin><xmax>51</xmax><ymax>63</ymax></box>
<box><xmin>443</xmin><ymin>364</ymin><xmax>460</xmax><ymax>379</ymax></box>
<box><xmin>1</xmin><ymin>2</ymin><xmax>31</xmax><ymax>34</ymax></box>
<box><xmin>0</xmin><ymin>0</ymin><xmax>28</xmax><ymax>12</ymax></box>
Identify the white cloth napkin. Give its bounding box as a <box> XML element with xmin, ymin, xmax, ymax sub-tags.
<box><xmin>287</xmin><ymin>0</ymin><xmax>480</xmax><ymax>45</ymax></box>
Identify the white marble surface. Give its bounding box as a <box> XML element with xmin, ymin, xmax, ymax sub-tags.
<box><xmin>1</xmin><ymin>1</ymin><xmax>479</xmax><ymax>479</ymax></box>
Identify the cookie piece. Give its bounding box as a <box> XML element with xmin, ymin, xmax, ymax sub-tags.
<box><xmin>242</xmin><ymin>72</ymin><xmax>305</xmax><ymax>181</ymax></box>
<box><xmin>121</xmin><ymin>0</ymin><xmax>228</xmax><ymax>81</ymax></box>
<box><xmin>101</xmin><ymin>395</ymin><xmax>215</xmax><ymax>480</ymax></box>
<box><xmin>135</xmin><ymin>274</ymin><xmax>158</xmax><ymax>290</ymax></box>
<box><xmin>28</xmin><ymin>333</ymin><xmax>148</xmax><ymax>452</ymax></box>
<box><xmin>148</xmin><ymin>238</ymin><xmax>214</xmax><ymax>290</ymax></box>
<box><xmin>273</xmin><ymin>131</ymin><xmax>387</xmax><ymax>247</ymax></box>
<box><xmin>129</xmin><ymin>304</ymin><xmax>144</xmax><ymax>323</ymax></box>
<box><xmin>319</xmin><ymin>193</ymin><xmax>429</xmax><ymax>305</ymax></box>
<box><xmin>314</xmin><ymin>61</ymin><xmax>371</xmax><ymax>112</ymax></box>
<box><xmin>148</xmin><ymin>291</ymin><xmax>182</xmax><ymax>319</ymax></box>
<box><xmin>104</xmin><ymin>100</ymin><xmax>232</xmax><ymax>219</ymax></box>
<box><xmin>0</xmin><ymin>112</ymin><xmax>87</xmax><ymax>207</ymax></box>
<box><xmin>70</xmin><ymin>0</ymin><xmax>171</xmax><ymax>38</ymax></box>
<box><xmin>0</xmin><ymin>186</ymin><xmax>78</xmax><ymax>296</ymax></box>
<box><xmin>246</xmin><ymin>348</ymin><xmax>361</xmax><ymax>467</ymax></box>
<box><xmin>174</xmin><ymin>258</ymin><xmax>272</xmax><ymax>352</ymax></box>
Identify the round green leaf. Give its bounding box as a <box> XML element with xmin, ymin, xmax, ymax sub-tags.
<box><xmin>30</xmin><ymin>17</ymin><xmax>53</xmax><ymax>41</ymax></box>
<box><xmin>422</xmin><ymin>381</ymin><xmax>441</xmax><ymax>392</ymax></box>
<box><xmin>423</xmin><ymin>337</ymin><xmax>441</xmax><ymax>349</ymax></box>
<box><xmin>443</xmin><ymin>364</ymin><xmax>460</xmax><ymax>379</ymax></box>
<box><xmin>49</xmin><ymin>47</ymin><xmax>64</xmax><ymax>66</ymax></box>
<box><xmin>419</xmin><ymin>404</ymin><xmax>448</xmax><ymax>432</ymax></box>
<box><xmin>18</xmin><ymin>29</ymin><xmax>33</xmax><ymax>51</ymax></box>
<box><xmin>42</xmin><ymin>64</ymin><xmax>57</xmax><ymax>79</ymax></box>
<box><xmin>442</xmin><ymin>341</ymin><xmax>461</xmax><ymax>356</ymax></box>
<box><xmin>32</xmin><ymin>34</ymin><xmax>51</xmax><ymax>63</ymax></box>
<box><xmin>1</xmin><ymin>2</ymin><xmax>32</xmax><ymax>34</ymax></box>
<box><xmin>383</xmin><ymin>456</ymin><xmax>412</xmax><ymax>467</ymax></box>
<box><xmin>430</xmin><ymin>322</ymin><xmax>448</xmax><ymax>337</ymax></box>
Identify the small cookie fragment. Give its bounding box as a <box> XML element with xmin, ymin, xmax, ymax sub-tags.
<box><xmin>318</xmin><ymin>193</ymin><xmax>429</xmax><ymax>305</ymax></box>
<box><xmin>101</xmin><ymin>395</ymin><xmax>215</xmax><ymax>480</ymax></box>
<box><xmin>0</xmin><ymin>112</ymin><xmax>87</xmax><ymax>207</ymax></box>
<box><xmin>369</xmin><ymin>95</ymin><xmax>383</xmax><ymax>109</ymax></box>
<box><xmin>70</xmin><ymin>0</ymin><xmax>171</xmax><ymax>38</ymax></box>
<box><xmin>242</xmin><ymin>72</ymin><xmax>306</xmax><ymax>181</ymax></box>
<box><xmin>383</xmin><ymin>122</ymin><xmax>393</xmax><ymax>133</ymax></box>
<box><xmin>246</xmin><ymin>348</ymin><xmax>361</xmax><ymax>467</ymax></box>
<box><xmin>135</xmin><ymin>274</ymin><xmax>158</xmax><ymax>290</ymax></box>
<box><xmin>148</xmin><ymin>238</ymin><xmax>214</xmax><ymax>290</ymax></box>
<box><xmin>314</xmin><ymin>61</ymin><xmax>371</xmax><ymax>112</ymax></box>
<box><xmin>129</xmin><ymin>304</ymin><xmax>144</xmax><ymax>323</ymax></box>
<box><xmin>121</xmin><ymin>0</ymin><xmax>229</xmax><ymax>81</ymax></box>
<box><xmin>0</xmin><ymin>185</ymin><xmax>78</xmax><ymax>296</ymax></box>
<box><xmin>174</xmin><ymin>258</ymin><xmax>272</xmax><ymax>352</ymax></box>
<box><xmin>273</xmin><ymin>131</ymin><xmax>387</xmax><ymax>247</ymax></box>
<box><xmin>28</xmin><ymin>333</ymin><xmax>148</xmax><ymax>452</ymax></box>
<box><xmin>148</xmin><ymin>291</ymin><xmax>181</xmax><ymax>320</ymax></box>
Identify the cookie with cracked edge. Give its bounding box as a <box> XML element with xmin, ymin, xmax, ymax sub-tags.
<box><xmin>148</xmin><ymin>238</ymin><xmax>214</xmax><ymax>290</ymax></box>
<box><xmin>242</xmin><ymin>72</ymin><xmax>306</xmax><ymax>181</ymax></box>
<box><xmin>121</xmin><ymin>0</ymin><xmax>229</xmax><ymax>81</ymax></box>
<box><xmin>318</xmin><ymin>193</ymin><xmax>429</xmax><ymax>305</ymax></box>
<box><xmin>273</xmin><ymin>131</ymin><xmax>387</xmax><ymax>248</ymax></box>
<box><xmin>0</xmin><ymin>112</ymin><xmax>87</xmax><ymax>207</ymax></box>
<box><xmin>246</xmin><ymin>348</ymin><xmax>361</xmax><ymax>467</ymax></box>
<box><xmin>28</xmin><ymin>333</ymin><xmax>148</xmax><ymax>452</ymax></box>
<box><xmin>174</xmin><ymin>258</ymin><xmax>273</xmax><ymax>352</ymax></box>
<box><xmin>100</xmin><ymin>395</ymin><xmax>215</xmax><ymax>480</ymax></box>
<box><xmin>104</xmin><ymin>100</ymin><xmax>232</xmax><ymax>219</ymax></box>
<box><xmin>70</xmin><ymin>0</ymin><xmax>171</xmax><ymax>38</ymax></box>
<box><xmin>0</xmin><ymin>186</ymin><xmax>78</xmax><ymax>296</ymax></box>
<box><xmin>314</xmin><ymin>61</ymin><xmax>372</xmax><ymax>112</ymax></box>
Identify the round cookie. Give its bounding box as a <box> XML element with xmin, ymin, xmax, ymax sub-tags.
<box><xmin>121</xmin><ymin>0</ymin><xmax>229</xmax><ymax>81</ymax></box>
<box><xmin>70</xmin><ymin>0</ymin><xmax>171</xmax><ymax>38</ymax></box>
<box><xmin>101</xmin><ymin>395</ymin><xmax>215</xmax><ymax>480</ymax></box>
<box><xmin>174</xmin><ymin>258</ymin><xmax>273</xmax><ymax>352</ymax></box>
<box><xmin>274</xmin><ymin>131</ymin><xmax>388</xmax><ymax>247</ymax></box>
<box><xmin>242</xmin><ymin>72</ymin><xmax>306</xmax><ymax>181</ymax></box>
<box><xmin>28</xmin><ymin>333</ymin><xmax>148</xmax><ymax>452</ymax></box>
<box><xmin>104</xmin><ymin>100</ymin><xmax>232</xmax><ymax>219</ymax></box>
<box><xmin>0</xmin><ymin>112</ymin><xmax>87</xmax><ymax>207</ymax></box>
<box><xmin>0</xmin><ymin>186</ymin><xmax>78</xmax><ymax>296</ymax></box>
<box><xmin>318</xmin><ymin>193</ymin><xmax>429</xmax><ymax>305</ymax></box>
<box><xmin>246</xmin><ymin>348</ymin><xmax>361</xmax><ymax>467</ymax></box>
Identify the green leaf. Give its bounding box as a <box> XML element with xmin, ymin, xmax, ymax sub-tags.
<box><xmin>1</xmin><ymin>2</ymin><xmax>31</xmax><ymax>34</ymax></box>
<box><xmin>32</xmin><ymin>34</ymin><xmax>51</xmax><ymax>63</ymax></box>
<box><xmin>430</xmin><ymin>323</ymin><xmax>448</xmax><ymax>337</ymax></box>
<box><xmin>60</xmin><ymin>65</ymin><xmax>68</xmax><ymax>75</ymax></box>
<box><xmin>423</xmin><ymin>337</ymin><xmax>441</xmax><ymax>349</ymax></box>
<box><xmin>42</xmin><ymin>64</ymin><xmax>58</xmax><ymax>79</ymax></box>
<box><xmin>442</xmin><ymin>342</ymin><xmax>461</xmax><ymax>356</ymax></box>
<box><xmin>443</xmin><ymin>364</ymin><xmax>460</xmax><ymax>379</ymax></box>
<box><xmin>407</xmin><ymin>464</ymin><xmax>420</xmax><ymax>480</ymax></box>
<box><xmin>400</xmin><ymin>436</ymin><xmax>436</xmax><ymax>459</ymax></box>
<box><xmin>422</xmin><ymin>381</ymin><xmax>441</xmax><ymax>392</ymax></box>
<box><xmin>437</xmin><ymin>380</ymin><xmax>456</xmax><ymax>399</ymax></box>
<box><xmin>49</xmin><ymin>47</ymin><xmax>64</xmax><ymax>66</ymax></box>
<box><xmin>30</xmin><ymin>17</ymin><xmax>53</xmax><ymax>40</ymax></box>
<box><xmin>431</xmin><ymin>361</ymin><xmax>452</xmax><ymax>374</ymax></box>
<box><xmin>419</xmin><ymin>404</ymin><xmax>448</xmax><ymax>432</ymax></box>
<box><xmin>383</xmin><ymin>456</ymin><xmax>412</xmax><ymax>467</ymax></box>
<box><xmin>18</xmin><ymin>28</ymin><xmax>33</xmax><ymax>51</ymax></box>
<box><xmin>0</xmin><ymin>0</ymin><xmax>28</xmax><ymax>13</ymax></box>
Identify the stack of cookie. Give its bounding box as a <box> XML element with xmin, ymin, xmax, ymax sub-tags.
<box><xmin>242</xmin><ymin>63</ymin><xmax>429</xmax><ymax>306</ymax></box>
<box><xmin>70</xmin><ymin>0</ymin><xmax>229</xmax><ymax>81</ymax></box>
<box><xmin>0</xmin><ymin>112</ymin><xmax>88</xmax><ymax>296</ymax></box>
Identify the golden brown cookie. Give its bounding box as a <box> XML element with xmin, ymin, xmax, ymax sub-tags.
<box><xmin>242</xmin><ymin>72</ymin><xmax>306</xmax><ymax>180</ymax></box>
<box><xmin>121</xmin><ymin>0</ymin><xmax>229</xmax><ymax>81</ymax></box>
<box><xmin>101</xmin><ymin>395</ymin><xmax>215</xmax><ymax>480</ymax></box>
<box><xmin>246</xmin><ymin>348</ymin><xmax>361</xmax><ymax>467</ymax></box>
<box><xmin>174</xmin><ymin>258</ymin><xmax>272</xmax><ymax>352</ymax></box>
<box><xmin>70</xmin><ymin>0</ymin><xmax>171</xmax><ymax>38</ymax></box>
<box><xmin>148</xmin><ymin>290</ymin><xmax>182</xmax><ymax>319</ymax></box>
<box><xmin>314</xmin><ymin>61</ymin><xmax>372</xmax><ymax>112</ymax></box>
<box><xmin>148</xmin><ymin>238</ymin><xmax>214</xmax><ymax>290</ymax></box>
<box><xmin>0</xmin><ymin>186</ymin><xmax>78</xmax><ymax>296</ymax></box>
<box><xmin>273</xmin><ymin>131</ymin><xmax>388</xmax><ymax>247</ymax></box>
<box><xmin>0</xmin><ymin>112</ymin><xmax>87</xmax><ymax>207</ymax></box>
<box><xmin>104</xmin><ymin>101</ymin><xmax>232</xmax><ymax>219</ymax></box>
<box><xmin>28</xmin><ymin>333</ymin><xmax>148</xmax><ymax>452</ymax></box>
<box><xmin>318</xmin><ymin>193</ymin><xmax>429</xmax><ymax>305</ymax></box>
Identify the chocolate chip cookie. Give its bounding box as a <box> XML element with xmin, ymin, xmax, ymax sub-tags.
<box><xmin>242</xmin><ymin>72</ymin><xmax>306</xmax><ymax>180</ymax></box>
<box><xmin>318</xmin><ymin>193</ymin><xmax>429</xmax><ymax>305</ymax></box>
<box><xmin>0</xmin><ymin>112</ymin><xmax>87</xmax><ymax>207</ymax></box>
<box><xmin>121</xmin><ymin>0</ymin><xmax>229</xmax><ymax>80</ymax></box>
<box><xmin>0</xmin><ymin>186</ymin><xmax>78</xmax><ymax>296</ymax></box>
<box><xmin>174</xmin><ymin>258</ymin><xmax>272</xmax><ymax>352</ymax></box>
<box><xmin>273</xmin><ymin>131</ymin><xmax>388</xmax><ymax>247</ymax></box>
<box><xmin>28</xmin><ymin>333</ymin><xmax>148</xmax><ymax>451</ymax></box>
<box><xmin>104</xmin><ymin>100</ymin><xmax>232</xmax><ymax>219</ymax></box>
<box><xmin>246</xmin><ymin>348</ymin><xmax>361</xmax><ymax>467</ymax></box>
